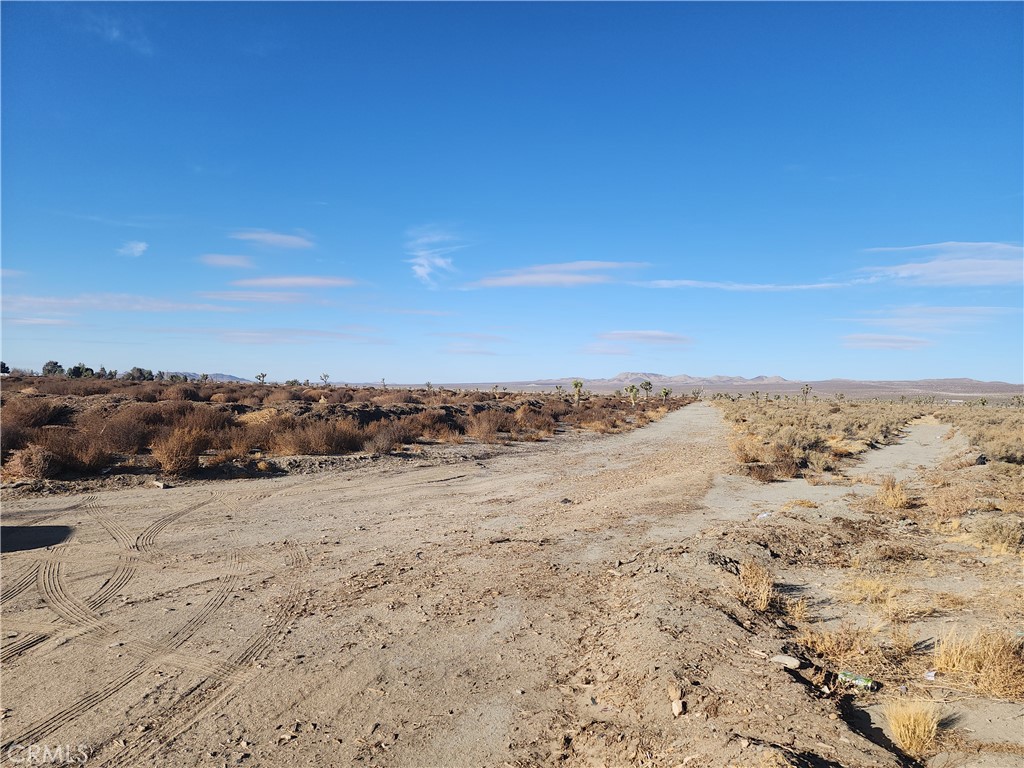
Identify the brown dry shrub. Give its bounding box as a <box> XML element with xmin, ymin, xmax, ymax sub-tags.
<box><xmin>77</xmin><ymin>406</ymin><xmax>156</xmax><ymax>454</ymax></box>
<box><xmin>1</xmin><ymin>398</ymin><xmax>73</xmax><ymax>429</ymax></box>
<box><xmin>5</xmin><ymin>444</ymin><xmax>62</xmax><ymax>478</ymax></box>
<box><xmin>372</xmin><ymin>390</ymin><xmax>422</xmax><ymax>406</ymax></box>
<box><xmin>263</xmin><ymin>388</ymin><xmax>301</xmax><ymax>404</ymax></box>
<box><xmin>365</xmin><ymin>417</ymin><xmax>421</xmax><ymax>454</ymax></box>
<box><xmin>745</xmin><ymin>463</ymin><xmax>778</xmax><ymax>483</ymax></box>
<box><xmin>925</xmin><ymin>486</ymin><xmax>975</xmax><ymax>521</ymax></box>
<box><xmin>877</xmin><ymin>475</ymin><xmax>911</xmax><ymax>510</ymax></box>
<box><xmin>151</xmin><ymin>427</ymin><xmax>211</xmax><ymax>476</ymax></box>
<box><xmin>271</xmin><ymin>418</ymin><xmax>364</xmax><ymax>455</ymax></box>
<box><xmin>970</xmin><ymin>516</ymin><xmax>1024</xmax><ymax>554</ymax></box>
<box><xmin>160</xmin><ymin>384</ymin><xmax>202</xmax><ymax>401</ymax></box>
<box><xmin>464</xmin><ymin>410</ymin><xmax>512</xmax><ymax>443</ymax></box>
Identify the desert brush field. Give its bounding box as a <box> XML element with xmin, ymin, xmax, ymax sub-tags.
<box><xmin>1</xmin><ymin>380</ymin><xmax>1022</xmax><ymax>767</ymax></box>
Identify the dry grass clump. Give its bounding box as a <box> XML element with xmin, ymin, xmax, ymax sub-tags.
<box><xmin>882</xmin><ymin>699</ymin><xmax>941</xmax><ymax>757</ymax></box>
<box><xmin>843</xmin><ymin>577</ymin><xmax>898</xmax><ymax>607</ymax></box>
<box><xmin>933</xmin><ymin>629</ymin><xmax>1024</xmax><ymax>699</ymax></box>
<box><xmin>876</xmin><ymin>475</ymin><xmax>912</xmax><ymax>510</ymax></box>
<box><xmin>736</xmin><ymin>560</ymin><xmax>778</xmax><ymax>612</ymax></box>
<box><xmin>796</xmin><ymin>623</ymin><xmax>879</xmax><ymax>670</ymax></box>
<box><xmin>968</xmin><ymin>515</ymin><xmax>1024</xmax><ymax>554</ymax></box>
<box><xmin>151</xmin><ymin>427</ymin><xmax>211</xmax><ymax>476</ymax></box>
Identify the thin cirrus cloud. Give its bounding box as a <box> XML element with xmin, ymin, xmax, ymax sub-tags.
<box><xmin>851</xmin><ymin>305</ymin><xmax>1016</xmax><ymax>333</ymax></box>
<box><xmin>861</xmin><ymin>241</ymin><xmax>1023</xmax><ymax>286</ymax></box>
<box><xmin>644</xmin><ymin>278</ymin><xmax>843</xmax><ymax>291</ymax></box>
<box><xmin>5</xmin><ymin>293</ymin><xmax>234</xmax><ymax>314</ymax></box>
<box><xmin>430</xmin><ymin>332</ymin><xmax>509</xmax><ymax>343</ymax></box>
<box><xmin>198</xmin><ymin>291</ymin><xmax>308</xmax><ymax>304</ymax></box>
<box><xmin>470</xmin><ymin>260</ymin><xmax>647</xmax><ymax>288</ymax></box>
<box><xmin>231</xmin><ymin>276</ymin><xmax>355</xmax><ymax>288</ymax></box>
<box><xmin>598</xmin><ymin>330</ymin><xmax>692</xmax><ymax>345</ymax></box>
<box><xmin>6</xmin><ymin>317</ymin><xmax>74</xmax><ymax>327</ymax></box>
<box><xmin>199</xmin><ymin>254</ymin><xmax>254</xmax><ymax>269</ymax></box>
<box><xmin>117</xmin><ymin>240</ymin><xmax>148</xmax><ymax>258</ymax></box>
<box><xmin>84</xmin><ymin>11</ymin><xmax>154</xmax><ymax>56</ymax></box>
<box><xmin>842</xmin><ymin>334</ymin><xmax>932</xmax><ymax>350</ymax></box>
<box><xmin>406</xmin><ymin>228</ymin><xmax>463</xmax><ymax>286</ymax></box>
<box><xmin>229</xmin><ymin>229</ymin><xmax>314</xmax><ymax>249</ymax></box>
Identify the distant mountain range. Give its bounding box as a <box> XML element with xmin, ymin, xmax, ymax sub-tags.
<box><xmin>439</xmin><ymin>372</ymin><xmax>1022</xmax><ymax>398</ymax></box>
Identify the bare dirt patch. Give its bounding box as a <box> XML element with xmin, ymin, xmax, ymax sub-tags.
<box><xmin>2</xmin><ymin>403</ymin><xmax>1021</xmax><ymax>767</ymax></box>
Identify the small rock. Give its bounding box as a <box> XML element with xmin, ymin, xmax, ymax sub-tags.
<box><xmin>667</xmin><ymin>684</ymin><xmax>683</xmax><ymax>701</ymax></box>
<box><xmin>671</xmin><ymin>699</ymin><xmax>685</xmax><ymax>718</ymax></box>
<box><xmin>152</xmin><ymin>480</ymin><xmax>167</xmax><ymax>489</ymax></box>
<box><xmin>770</xmin><ymin>654</ymin><xmax>803</xmax><ymax>670</ymax></box>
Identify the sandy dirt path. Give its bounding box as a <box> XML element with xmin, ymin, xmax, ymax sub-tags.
<box><xmin>1</xmin><ymin>406</ymin><xmax>979</xmax><ymax>767</ymax></box>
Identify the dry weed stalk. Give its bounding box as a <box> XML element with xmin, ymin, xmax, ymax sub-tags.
<box><xmin>737</xmin><ymin>560</ymin><xmax>777</xmax><ymax>612</ymax></box>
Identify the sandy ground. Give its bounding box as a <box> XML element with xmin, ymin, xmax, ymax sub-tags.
<box><xmin>1</xmin><ymin>404</ymin><xmax>1020</xmax><ymax>767</ymax></box>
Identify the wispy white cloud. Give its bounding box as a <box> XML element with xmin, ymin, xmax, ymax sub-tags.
<box><xmin>117</xmin><ymin>240</ymin><xmax>149</xmax><ymax>258</ymax></box>
<box><xmin>861</xmin><ymin>242</ymin><xmax>1023</xmax><ymax>286</ymax></box>
<box><xmin>5</xmin><ymin>317</ymin><xmax>74</xmax><ymax>327</ymax></box>
<box><xmin>231</xmin><ymin>276</ymin><xmax>354</xmax><ymax>288</ymax></box>
<box><xmin>230</xmin><ymin>229</ymin><xmax>314</xmax><ymax>249</ymax></box>
<box><xmin>198</xmin><ymin>291</ymin><xmax>308</xmax><ymax>304</ymax></box>
<box><xmin>385</xmin><ymin>308</ymin><xmax>455</xmax><ymax>317</ymax></box>
<box><xmin>199</xmin><ymin>254</ymin><xmax>254</xmax><ymax>269</ymax></box>
<box><xmin>85</xmin><ymin>11</ymin><xmax>154</xmax><ymax>56</ymax></box>
<box><xmin>1</xmin><ymin>269</ymin><xmax>25</xmax><ymax>279</ymax></box>
<box><xmin>405</xmin><ymin>228</ymin><xmax>463</xmax><ymax>286</ymax></box>
<box><xmin>430</xmin><ymin>332</ymin><xmax>509</xmax><ymax>343</ymax></box>
<box><xmin>598</xmin><ymin>330</ymin><xmax>692</xmax><ymax>345</ymax></box>
<box><xmin>842</xmin><ymin>334</ymin><xmax>932</xmax><ymax>350</ymax></box>
<box><xmin>644</xmin><ymin>278</ymin><xmax>843</xmax><ymax>291</ymax></box>
<box><xmin>851</xmin><ymin>305</ymin><xmax>1016</xmax><ymax>333</ymax></box>
<box><xmin>470</xmin><ymin>260</ymin><xmax>645</xmax><ymax>289</ymax></box>
<box><xmin>5</xmin><ymin>293</ymin><xmax>235</xmax><ymax>314</ymax></box>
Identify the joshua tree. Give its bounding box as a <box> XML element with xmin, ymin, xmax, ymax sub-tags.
<box><xmin>572</xmin><ymin>379</ymin><xmax>584</xmax><ymax>406</ymax></box>
<box><xmin>800</xmin><ymin>384</ymin><xmax>812</xmax><ymax>405</ymax></box>
<box><xmin>640</xmin><ymin>380</ymin><xmax>653</xmax><ymax>400</ymax></box>
<box><xmin>255</xmin><ymin>372</ymin><xmax>268</xmax><ymax>385</ymax></box>
<box><xmin>0</xmin><ymin>362</ymin><xmax>9</xmax><ymax>374</ymax></box>
<box><xmin>690</xmin><ymin>387</ymin><xmax>703</xmax><ymax>400</ymax></box>
<box><xmin>625</xmin><ymin>384</ymin><xmax>640</xmax><ymax>408</ymax></box>
<box><xmin>319</xmin><ymin>373</ymin><xmax>331</xmax><ymax>387</ymax></box>
<box><xmin>199</xmin><ymin>373</ymin><xmax>209</xmax><ymax>383</ymax></box>
<box><xmin>661</xmin><ymin>387</ymin><xmax>672</xmax><ymax>403</ymax></box>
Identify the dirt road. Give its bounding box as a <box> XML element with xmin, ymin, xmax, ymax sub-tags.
<box><xmin>0</xmin><ymin>405</ymin><xmax>971</xmax><ymax>766</ymax></box>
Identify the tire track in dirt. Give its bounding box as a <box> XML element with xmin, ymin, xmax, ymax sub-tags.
<box><xmin>0</xmin><ymin>495</ymin><xmax>98</xmax><ymax>527</ymax></box>
<box><xmin>0</xmin><ymin>563</ymin><xmax>39</xmax><ymax>606</ymax></box>
<box><xmin>99</xmin><ymin>542</ymin><xmax>312</xmax><ymax>767</ymax></box>
<box><xmin>3</xmin><ymin>501</ymin><xmax>141</xmax><ymax>663</ymax></box>
<box><xmin>0</xmin><ymin>496</ymin><xmax>245</xmax><ymax>758</ymax></box>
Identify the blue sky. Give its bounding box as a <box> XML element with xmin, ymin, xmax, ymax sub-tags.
<box><xmin>2</xmin><ymin>2</ymin><xmax>1021</xmax><ymax>384</ymax></box>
